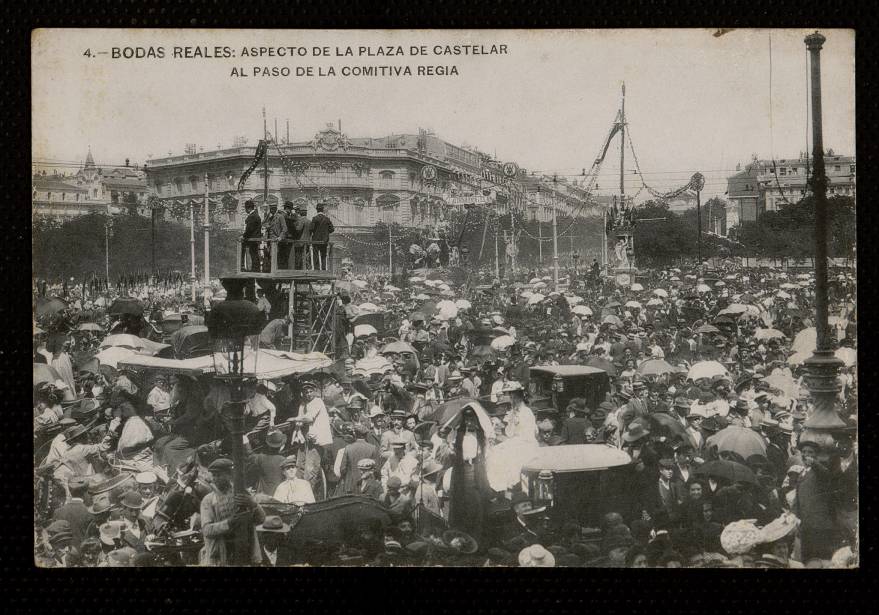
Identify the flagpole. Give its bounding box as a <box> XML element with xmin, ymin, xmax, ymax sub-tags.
<box><xmin>204</xmin><ymin>172</ymin><xmax>211</xmax><ymax>306</ymax></box>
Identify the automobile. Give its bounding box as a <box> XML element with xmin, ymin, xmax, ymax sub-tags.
<box><xmin>514</xmin><ymin>444</ymin><xmax>635</xmax><ymax>529</ymax></box>
<box><xmin>527</xmin><ymin>365</ymin><xmax>611</xmax><ymax>415</ymax></box>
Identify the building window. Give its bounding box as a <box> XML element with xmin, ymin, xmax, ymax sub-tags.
<box><xmin>850</xmin><ymin>165</ymin><xmax>856</xmax><ymax>175</ymax></box>
<box><xmin>189</xmin><ymin>176</ymin><xmax>199</xmax><ymax>191</ymax></box>
<box><xmin>155</xmin><ymin>182</ymin><xmax>163</xmax><ymax>195</ymax></box>
<box><xmin>834</xmin><ymin>165</ymin><xmax>841</xmax><ymax>172</ymax></box>
<box><xmin>379</xmin><ymin>170</ymin><xmax>395</xmax><ymax>188</ymax></box>
<box><xmin>61</xmin><ymin>192</ymin><xmax>66</xmax><ymax>201</ymax></box>
<box><xmin>779</xmin><ymin>167</ymin><xmax>786</xmax><ymax>176</ymax></box>
<box><xmin>174</xmin><ymin>178</ymin><xmax>183</xmax><ymax>193</ymax></box>
<box><xmin>47</xmin><ymin>192</ymin><xmax>52</xmax><ymax>200</ymax></box>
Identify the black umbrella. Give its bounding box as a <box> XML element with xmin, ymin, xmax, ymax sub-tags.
<box><xmin>108</xmin><ymin>297</ymin><xmax>145</xmax><ymax>317</ymax></box>
<box><xmin>696</xmin><ymin>459</ymin><xmax>757</xmax><ymax>485</ymax></box>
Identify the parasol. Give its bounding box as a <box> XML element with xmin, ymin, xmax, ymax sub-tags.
<box><xmin>686</xmin><ymin>360</ymin><xmax>728</xmax><ymax>381</ymax></box>
<box><xmin>637</xmin><ymin>359</ymin><xmax>678</xmax><ymax>378</ymax></box>
<box><xmin>572</xmin><ymin>305</ymin><xmax>593</xmax><ymax>317</ymax></box>
<box><xmin>601</xmin><ymin>315</ymin><xmax>623</xmax><ymax>327</ymax></box>
<box><xmin>791</xmin><ymin>328</ymin><xmax>817</xmax><ymax>355</ymax></box>
<box><xmin>528</xmin><ymin>293</ymin><xmax>546</xmax><ymax>305</ymax></box>
<box><xmin>95</xmin><ymin>346</ymin><xmax>137</xmax><ymax>369</ymax></box>
<box><xmin>352</xmin><ymin>280</ymin><xmax>368</xmax><ymax>289</ymax></box>
<box><xmin>705</xmin><ymin>425</ymin><xmax>767</xmax><ymax>459</ymax></box>
<box><xmin>491</xmin><ymin>335</ymin><xmax>516</xmax><ymax>351</ymax></box>
<box><xmin>696</xmin><ymin>324</ymin><xmax>720</xmax><ymax>334</ymax></box>
<box><xmin>566</xmin><ymin>295</ymin><xmax>584</xmax><ymax>306</ymax></box>
<box><xmin>835</xmin><ymin>347</ymin><xmax>857</xmax><ymax>367</ymax></box>
<box><xmin>646</xmin><ymin>412</ymin><xmax>689</xmax><ymax>441</ymax></box>
<box><xmin>384</xmin><ymin>285</ymin><xmax>401</xmax><ymax>293</ymax></box>
<box><xmin>76</xmin><ymin>322</ymin><xmax>104</xmax><ymax>332</ymax></box>
<box><xmin>415</xmin><ymin>293</ymin><xmax>431</xmax><ymax>301</ymax></box>
<box><xmin>652</xmin><ymin>288</ymin><xmax>669</xmax><ymax>298</ymax></box>
<box><xmin>696</xmin><ymin>459</ymin><xmax>757</xmax><ymax>485</ymax></box>
<box><xmin>630</xmin><ymin>283</ymin><xmax>644</xmax><ymax>292</ymax></box>
<box><xmin>100</xmin><ymin>334</ymin><xmax>145</xmax><ymax>350</ymax></box>
<box><xmin>358</xmin><ymin>302</ymin><xmax>381</xmax><ymax>313</ymax></box>
<box><xmin>533</xmin><ymin>282</ymin><xmax>547</xmax><ymax>290</ymax></box>
<box><xmin>625</xmin><ymin>300</ymin><xmax>642</xmax><ymax>309</ymax></box>
<box><xmin>354</xmin><ymin>324</ymin><xmax>378</xmax><ymax>338</ymax></box>
<box><xmin>33</xmin><ymin>363</ymin><xmax>62</xmax><ymax>388</ymax></box>
<box><xmin>455</xmin><ymin>299</ymin><xmax>472</xmax><ymax>310</ymax></box>
<box><xmin>696</xmin><ymin>284</ymin><xmax>711</xmax><ymax>293</ymax></box>
<box><xmin>754</xmin><ymin>328</ymin><xmax>785</xmax><ymax>341</ymax></box>
<box><xmin>646</xmin><ymin>298</ymin><xmax>663</xmax><ymax>307</ymax></box>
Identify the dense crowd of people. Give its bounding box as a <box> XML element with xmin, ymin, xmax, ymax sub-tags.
<box><xmin>33</xmin><ymin>256</ymin><xmax>858</xmax><ymax>567</ymax></box>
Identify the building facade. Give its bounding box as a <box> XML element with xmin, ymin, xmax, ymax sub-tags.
<box><xmin>32</xmin><ymin>148</ymin><xmax>148</xmax><ymax>220</ymax></box>
<box><xmin>143</xmin><ymin>125</ymin><xmax>606</xmax><ymax>237</ymax></box>
<box><xmin>726</xmin><ymin>152</ymin><xmax>855</xmax><ymax>231</ymax></box>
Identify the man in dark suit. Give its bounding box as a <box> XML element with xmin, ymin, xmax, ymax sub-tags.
<box><xmin>256</xmin><ymin>516</ymin><xmax>295</xmax><ymax>566</ymax></box>
<box><xmin>310</xmin><ymin>202</ymin><xmax>335</xmax><ymax>270</ymax></box>
<box><xmin>52</xmin><ymin>478</ymin><xmax>91</xmax><ymax>548</ymax></box>
<box><xmin>245</xmin><ymin>430</ymin><xmax>288</xmax><ymax>497</ymax></box>
<box><xmin>336</xmin><ymin>424</ymin><xmax>380</xmax><ymax>495</ymax></box>
<box><xmin>278</xmin><ymin>201</ymin><xmax>296</xmax><ymax>268</ymax></box>
<box><xmin>242</xmin><ymin>199</ymin><xmax>262</xmax><ymax>271</ymax></box>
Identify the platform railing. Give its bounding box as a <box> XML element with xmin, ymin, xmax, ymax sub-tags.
<box><xmin>238</xmin><ymin>238</ymin><xmax>334</xmax><ymax>275</ymax></box>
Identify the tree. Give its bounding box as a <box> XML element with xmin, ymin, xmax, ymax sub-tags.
<box><xmin>123</xmin><ymin>192</ymin><xmax>139</xmax><ymax>216</ymax></box>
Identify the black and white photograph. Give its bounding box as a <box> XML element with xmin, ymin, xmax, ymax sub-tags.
<box><xmin>31</xmin><ymin>28</ymin><xmax>856</xmax><ymax>568</ymax></box>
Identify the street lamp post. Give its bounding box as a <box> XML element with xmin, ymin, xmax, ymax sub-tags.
<box><xmin>800</xmin><ymin>30</ymin><xmax>847</xmax><ymax>449</ymax></box>
<box><xmin>206</xmin><ymin>288</ymin><xmax>265</xmax><ymax>564</ymax></box>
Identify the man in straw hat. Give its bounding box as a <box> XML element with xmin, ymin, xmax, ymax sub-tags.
<box><xmin>256</xmin><ymin>515</ymin><xmax>293</xmax><ymax>566</ymax></box>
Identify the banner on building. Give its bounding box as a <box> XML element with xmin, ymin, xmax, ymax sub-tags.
<box><xmin>237</xmin><ymin>139</ymin><xmax>268</xmax><ymax>191</ymax></box>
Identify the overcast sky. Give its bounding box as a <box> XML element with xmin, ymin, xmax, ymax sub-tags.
<box><xmin>32</xmin><ymin>28</ymin><xmax>854</xmax><ymax>200</ymax></box>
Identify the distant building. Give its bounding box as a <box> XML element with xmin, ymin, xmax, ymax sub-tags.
<box><xmin>32</xmin><ymin>148</ymin><xmax>148</xmax><ymax>220</ymax></box>
<box><xmin>726</xmin><ymin>152</ymin><xmax>855</xmax><ymax>231</ymax></box>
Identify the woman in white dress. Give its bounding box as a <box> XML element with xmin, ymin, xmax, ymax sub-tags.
<box><xmin>485</xmin><ymin>382</ymin><xmax>539</xmax><ymax>492</ymax></box>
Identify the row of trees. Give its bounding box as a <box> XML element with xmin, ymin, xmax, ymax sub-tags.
<box><xmin>32</xmin><ymin>194</ymin><xmax>855</xmax><ymax>281</ymax></box>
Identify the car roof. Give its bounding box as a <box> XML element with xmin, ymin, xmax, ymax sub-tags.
<box><xmin>522</xmin><ymin>444</ymin><xmax>632</xmax><ymax>473</ymax></box>
<box><xmin>530</xmin><ymin>365</ymin><xmax>607</xmax><ymax>377</ymax></box>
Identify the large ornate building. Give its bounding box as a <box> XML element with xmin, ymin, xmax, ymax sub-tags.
<box><xmin>143</xmin><ymin>125</ymin><xmax>605</xmax><ymax>234</ymax></box>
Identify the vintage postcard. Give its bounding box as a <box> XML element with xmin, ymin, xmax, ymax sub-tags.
<box><xmin>32</xmin><ymin>28</ymin><xmax>856</xmax><ymax>568</ymax></box>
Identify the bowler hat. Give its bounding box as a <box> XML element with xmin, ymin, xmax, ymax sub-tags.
<box><xmin>87</xmin><ymin>493</ymin><xmax>115</xmax><ymax>515</ymax></box>
<box><xmin>386</xmin><ymin>476</ymin><xmax>402</xmax><ymax>490</ymax></box>
<box><xmin>207</xmin><ymin>457</ymin><xmax>234</xmax><ymax>473</ymax></box>
<box><xmin>280</xmin><ymin>455</ymin><xmax>299</xmax><ymax>470</ymax></box>
<box><xmin>658</xmin><ymin>458</ymin><xmax>675</xmax><ymax>469</ymax></box>
<box><xmin>266</xmin><ymin>430</ymin><xmax>287</xmax><ymax>449</ymax></box>
<box><xmin>623</xmin><ymin>423</ymin><xmax>650</xmax><ymax>443</ymax></box>
<box><xmin>598</xmin><ymin>401</ymin><xmax>616</xmax><ymax>413</ymax></box>
<box><xmin>121</xmin><ymin>491</ymin><xmax>144</xmax><ymax>510</ymax></box>
<box><xmin>442</xmin><ymin>529</ymin><xmax>478</xmax><ymax>554</ymax></box>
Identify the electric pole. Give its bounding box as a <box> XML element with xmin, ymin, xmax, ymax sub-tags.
<box><xmin>620</xmin><ymin>82</ymin><xmax>626</xmax><ymax>202</ymax></box>
<box><xmin>692</xmin><ymin>172</ymin><xmax>705</xmax><ymax>263</ymax></box>
<box><xmin>552</xmin><ymin>176</ymin><xmax>559</xmax><ymax>291</ymax></box>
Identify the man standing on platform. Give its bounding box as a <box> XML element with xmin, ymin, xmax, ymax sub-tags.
<box><xmin>278</xmin><ymin>201</ymin><xmax>296</xmax><ymax>268</ymax></box>
<box><xmin>263</xmin><ymin>201</ymin><xmax>287</xmax><ymax>271</ymax></box>
<box><xmin>242</xmin><ymin>200</ymin><xmax>262</xmax><ymax>272</ymax></box>
<box><xmin>310</xmin><ymin>202</ymin><xmax>335</xmax><ymax>270</ymax></box>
